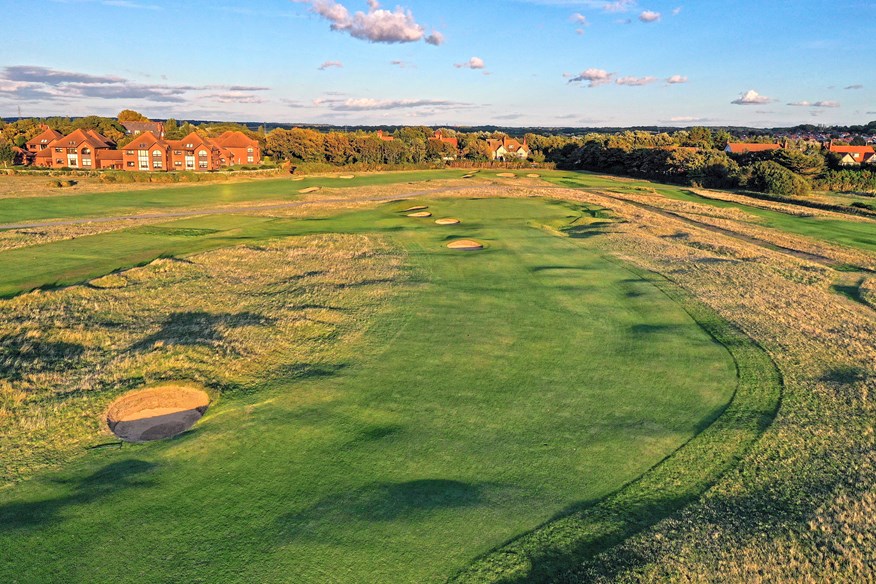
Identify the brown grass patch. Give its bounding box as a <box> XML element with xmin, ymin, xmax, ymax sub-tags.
<box><xmin>106</xmin><ymin>384</ymin><xmax>209</xmax><ymax>442</ymax></box>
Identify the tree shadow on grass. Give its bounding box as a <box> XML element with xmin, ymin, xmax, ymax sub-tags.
<box><xmin>0</xmin><ymin>332</ymin><xmax>86</xmax><ymax>382</ymax></box>
<box><xmin>0</xmin><ymin>460</ymin><xmax>156</xmax><ymax>533</ymax></box>
<box><xmin>130</xmin><ymin>311</ymin><xmax>275</xmax><ymax>351</ymax></box>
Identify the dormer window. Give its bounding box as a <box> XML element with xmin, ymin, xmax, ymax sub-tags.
<box><xmin>139</xmin><ymin>143</ymin><xmax>146</xmax><ymax>148</ymax></box>
<box><xmin>185</xmin><ymin>143</ymin><xmax>194</xmax><ymax>148</ymax></box>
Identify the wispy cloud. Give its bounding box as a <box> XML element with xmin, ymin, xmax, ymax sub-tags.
<box><xmin>313</xmin><ymin>96</ymin><xmax>474</xmax><ymax>111</ymax></box>
<box><xmin>666</xmin><ymin>74</ymin><xmax>688</xmax><ymax>84</ymax></box>
<box><xmin>731</xmin><ymin>89</ymin><xmax>774</xmax><ymax>105</ymax></box>
<box><xmin>318</xmin><ymin>60</ymin><xmax>344</xmax><ymax>70</ymax></box>
<box><xmin>292</xmin><ymin>0</ymin><xmax>443</xmax><ymax>45</ymax></box>
<box><xmin>616</xmin><ymin>75</ymin><xmax>657</xmax><ymax>86</ymax></box>
<box><xmin>787</xmin><ymin>100</ymin><xmax>840</xmax><ymax>108</ymax></box>
<box><xmin>844</xmin><ymin>84</ymin><xmax>863</xmax><ymax>90</ymax></box>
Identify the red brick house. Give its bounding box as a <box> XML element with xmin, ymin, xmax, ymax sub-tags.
<box><xmin>212</xmin><ymin>131</ymin><xmax>261</xmax><ymax>165</ymax></box>
<box><xmin>122</xmin><ymin>131</ymin><xmax>170</xmax><ymax>171</ymax></box>
<box><xmin>32</xmin><ymin>128</ymin><xmax>116</xmax><ymax>169</ymax></box>
<box><xmin>486</xmin><ymin>137</ymin><xmax>529</xmax><ymax>161</ymax></box>
<box><xmin>429</xmin><ymin>131</ymin><xmax>458</xmax><ymax>149</ymax></box>
<box><xmin>376</xmin><ymin>130</ymin><xmax>394</xmax><ymax>141</ymax></box>
<box><xmin>167</xmin><ymin>132</ymin><xmax>222</xmax><ymax>171</ymax></box>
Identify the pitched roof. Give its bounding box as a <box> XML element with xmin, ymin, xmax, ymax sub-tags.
<box><xmin>26</xmin><ymin>127</ymin><xmax>63</xmax><ymax>148</ymax></box>
<box><xmin>101</xmin><ymin>150</ymin><xmax>124</xmax><ymax>160</ymax></box>
<box><xmin>487</xmin><ymin>137</ymin><xmax>527</xmax><ymax>153</ymax></box>
<box><xmin>829</xmin><ymin>143</ymin><xmax>875</xmax><ymax>156</ymax></box>
<box><xmin>124</xmin><ymin>131</ymin><xmax>167</xmax><ymax>150</ymax></box>
<box><xmin>122</xmin><ymin>121</ymin><xmax>164</xmax><ymax>135</ymax></box>
<box><xmin>725</xmin><ymin>142</ymin><xmax>782</xmax><ymax>153</ymax></box>
<box><xmin>56</xmin><ymin>128</ymin><xmax>113</xmax><ymax>150</ymax></box>
<box><xmin>169</xmin><ymin>132</ymin><xmax>217</xmax><ymax>151</ymax></box>
<box><xmin>86</xmin><ymin>129</ymin><xmax>113</xmax><ymax>147</ymax></box>
<box><xmin>212</xmin><ymin>131</ymin><xmax>258</xmax><ymax>148</ymax></box>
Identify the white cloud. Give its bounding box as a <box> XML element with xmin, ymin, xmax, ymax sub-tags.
<box><xmin>292</xmin><ymin>0</ymin><xmax>442</xmax><ymax>45</ymax></box>
<box><xmin>639</xmin><ymin>10</ymin><xmax>660</xmax><ymax>22</ymax></box>
<box><xmin>568</xmin><ymin>68</ymin><xmax>614</xmax><ymax>87</ymax></box>
<box><xmin>731</xmin><ymin>89</ymin><xmax>774</xmax><ymax>105</ymax></box>
<box><xmin>666</xmin><ymin>74</ymin><xmax>688</xmax><ymax>84</ymax></box>
<box><xmin>455</xmin><ymin>57</ymin><xmax>485</xmax><ymax>70</ymax></box>
<box><xmin>318</xmin><ymin>60</ymin><xmax>343</xmax><ymax>70</ymax></box>
<box><xmin>315</xmin><ymin>97</ymin><xmax>474</xmax><ymax>111</ymax></box>
<box><xmin>616</xmin><ymin>75</ymin><xmax>657</xmax><ymax>86</ymax></box>
<box><xmin>672</xmin><ymin>6</ymin><xmax>682</xmax><ymax>15</ymax></box>
<box><xmin>571</xmin><ymin>12</ymin><xmax>587</xmax><ymax>24</ymax></box>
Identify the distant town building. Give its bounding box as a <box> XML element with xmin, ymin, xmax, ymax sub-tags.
<box><xmin>376</xmin><ymin>130</ymin><xmax>395</xmax><ymax>141</ymax></box>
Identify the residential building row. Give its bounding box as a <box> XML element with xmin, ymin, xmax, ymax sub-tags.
<box><xmin>724</xmin><ymin>141</ymin><xmax>876</xmax><ymax>166</ymax></box>
<box><xmin>20</xmin><ymin>126</ymin><xmax>261</xmax><ymax>171</ymax></box>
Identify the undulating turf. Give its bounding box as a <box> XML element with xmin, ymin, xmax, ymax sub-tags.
<box><xmin>543</xmin><ymin>171</ymin><xmax>876</xmax><ymax>254</ymax></box>
<box><xmin>0</xmin><ymin>198</ymin><xmax>750</xmax><ymax>583</ymax></box>
<box><xmin>0</xmin><ymin>169</ymin><xmax>468</xmax><ymax>225</ymax></box>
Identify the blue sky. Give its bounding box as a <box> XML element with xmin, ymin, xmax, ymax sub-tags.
<box><xmin>1</xmin><ymin>0</ymin><xmax>874</xmax><ymax>127</ymax></box>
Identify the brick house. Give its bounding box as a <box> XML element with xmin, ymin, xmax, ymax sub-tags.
<box><xmin>212</xmin><ymin>131</ymin><xmax>261</xmax><ymax>166</ymax></box>
<box><xmin>167</xmin><ymin>131</ymin><xmax>223</xmax><ymax>171</ymax></box>
<box><xmin>121</xmin><ymin>121</ymin><xmax>165</xmax><ymax>139</ymax></box>
<box><xmin>828</xmin><ymin>143</ymin><xmax>876</xmax><ymax>166</ymax></box>
<box><xmin>122</xmin><ymin>131</ymin><xmax>170</xmax><ymax>171</ymax></box>
<box><xmin>25</xmin><ymin>126</ymin><xmax>63</xmax><ymax>154</ymax></box>
<box><xmin>32</xmin><ymin>128</ymin><xmax>116</xmax><ymax>169</ymax></box>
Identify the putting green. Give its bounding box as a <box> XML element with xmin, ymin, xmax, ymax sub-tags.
<box><xmin>0</xmin><ymin>198</ymin><xmax>751</xmax><ymax>583</ymax></box>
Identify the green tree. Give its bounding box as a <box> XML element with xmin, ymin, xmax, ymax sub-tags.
<box><xmin>747</xmin><ymin>160</ymin><xmax>810</xmax><ymax>196</ymax></box>
<box><xmin>164</xmin><ymin>118</ymin><xmax>180</xmax><ymax>139</ymax></box>
<box><xmin>0</xmin><ymin>142</ymin><xmax>15</xmax><ymax>167</ymax></box>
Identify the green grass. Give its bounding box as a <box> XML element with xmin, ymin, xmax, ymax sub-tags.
<box><xmin>0</xmin><ymin>198</ymin><xmax>756</xmax><ymax>583</ymax></box>
<box><xmin>543</xmin><ymin>171</ymin><xmax>876</xmax><ymax>254</ymax></box>
<box><xmin>0</xmin><ymin>169</ymin><xmax>468</xmax><ymax>225</ymax></box>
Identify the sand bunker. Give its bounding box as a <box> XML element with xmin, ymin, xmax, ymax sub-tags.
<box><xmin>526</xmin><ymin>173</ymin><xmax>540</xmax><ymax>178</ymax></box>
<box><xmin>435</xmin><ymin>218</ymin><xmax>461</xmax><ymax>225</ymax></box>
<box><xmin>462</xmin><ymin>174</ymin><xmax>475</xmax><ymax>179</ymax></box>
<box><xmin>298</xmin><ymin>187</ymin><xmax>320</xmax><ymax>194</ymax></box>
<box><xmin>447</xmin><ymin>239</ymin><xmax>484</xmax><ymax>251</ymax></box>
<box><xmin>338</xmin><ymin>175</ymin><xmax>355</xmax><ymax>179</ymax></box>
<box><xmin>496</xmin><ymin>173</ymin><xmax>516</xmax><ymax>178</ymax></box>
<box><xmin>407</xmin><ymin>211</ymin><xmax>433</xmax><ymax>218</ymax></box>
<box><xmin>107</xmin><ymin>384</ymin><xmax>210</xmax><ymax>443</ymax></box>
<box><xmin>291</xmin><ymin>177</ymin><xmax>305</xmax><ymax>181</ymax></box>
<box><xmin>404</xmin><ymin>205</ymin><xmax>428</xmax><ymax>212</ymax></box>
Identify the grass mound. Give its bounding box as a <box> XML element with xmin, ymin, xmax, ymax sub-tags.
<box><xmin>106</xmin><ymin>384</ymin><xmax>209</xmax><ymax>443</ymax></box>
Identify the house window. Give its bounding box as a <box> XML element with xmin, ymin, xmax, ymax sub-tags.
<box><xmin>199</xmin><ymin>162</ymin><xmax>208</xmax><ymax>169</ymax></box>
<box><xmin>198</xmin><ymin>150</ymin><xmax>207</xmax><ymax>158</ymax></box>
<box><xmin>82</xmin><ymin>158</ymin><xmax>92</xmax><ymax>167</ymax></box>
<box><xmin>173</xmin><ymin>150</ymin><xmax>182</xmax><ymax>155</ymax></box>
<box><xmin>126</xmin><ymin>150</ymin><xmax>134</xmax><ymax>155</ymax></box>
<box><xmin>82</xmin><ymin>148</ymin><xmax>91</xmax><ymax>155</ymax></box>
<box><xmin>153</xmin><ymin>161</ymin><xmax>163</xmax><ymax>169</ymax></box>
<box><xmin>247</xmin><ymin>156</ymin><xmax>254</xmax><ymax>163</ymax></box>
<box><xmin>138</xmin><ymin>150</ymin><xmax>149</xmax><ymax>169</ymax></box>
<box><xmin>174</xmin><ymin>161</ymin><xmax>182</xmax><ymax>166</ymax></box>
<box><xmin>185</xmin><ymin>143</ymin><xmax>194</xmax><ymax>148</ymax></box>
<box><xmin>247</xmin><ymin>147</ymin><xmax>254</xmax><ymax>153</ymax></box>
<box><xmin>127</xmin><ymin>161</ymin><xmax>135</xmax><ymax>167</ymax></box>
<box><xmin>55</xmin><ymin>148</ymin><xmax>63</xmax><ymax>153</ymax></box>
<box><xmin>153</xmin><ymin>150</ymin><xmax>162</xmax><ymax>157</ymax></box>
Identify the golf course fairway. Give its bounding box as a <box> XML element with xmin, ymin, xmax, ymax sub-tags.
<box><xmin>0</xmin><ymin>197</ymin><xmax>764</xmax><ymax>583</ymax></box>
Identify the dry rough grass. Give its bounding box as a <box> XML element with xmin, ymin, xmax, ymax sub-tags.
<box><xmin>0</xmin><ymin>218</ymin><xmax>168</xmax><ymax>252</ymax></box>
<box><xmin>0</xmin><ymin>233</ymin><xmax>402</xmax><ymax>484</ymax></box>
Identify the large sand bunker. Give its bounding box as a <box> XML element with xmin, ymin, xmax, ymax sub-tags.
<box><xmin>435</xmin><ymin>218</ymin><xmax>461</xmax><ymax>225</ymax></box>
<box><xmin>407</xmin><ymin>211</ymin><xmax>432</xmax><ymax>218</ymax></box>
<box><xmin>107</xmin><ymin>384</ymin><xmax>210</xmax><ymax>443</ymax></box>
<box><xmin>404</xmin><ymin>205</ymin><xmax>428</xmax><ymax>212</ymax></box>
<box><xmin>447</xmin><ymin>239</ymin><xmax>484</xmax><ymax>251</ymax></box>
<box><xmin>338</xmin><ymin>175</ymin><xmax>355</xmax><ymax>179</ymax></box>
<box><xmin>496</xmin><ymin>173</ymin><xmax>516</xmax><ymax>178</ymax></box>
